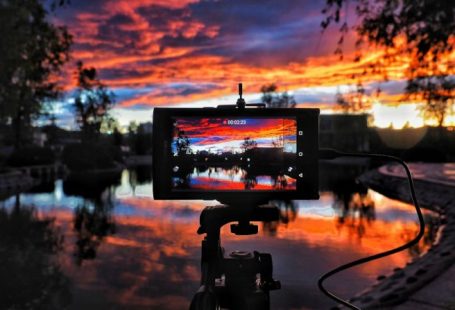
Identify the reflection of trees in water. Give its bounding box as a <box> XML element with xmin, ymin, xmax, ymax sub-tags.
<box><xmin>196</xmin><ymin>165</ymin><xmax>208</xmax><ymax>174</ymax></box>
<box><xmin>173</xmin><ymin>163</ymin><xmax>296</xmax><ymax>190</ymax></box>
<box><xmin>173</xmin><ymin>165</ymin><xmax>194</xmax><ymax>189</ymax></box>
<box><xmin>262</xmin><ymin>183</ymin><xmax>378</xmax><ymax>241</ymax></box>
<box><xmin>129</xmin><ymin>165</ymin><xmax>152</xmax><ymax>186</ymax></box>
<box><xmin>61</xmin><ymin>172</ymin><xmax>120</xmax><ymax>264</ymax></box>
<box><xmin>333</xmin><ymin>190</ymin><xmax>376</xmax><ymax>241</ymax></box>
<box><xmin>402</xmin><ymin>213</ymin><xmax>438</xmax><ymax>258</ymax></box>
<box><xmin>0</xmin><ymin>200</ymin><xmax>70</xmax><ymax>309</ymax></box>
<box><xmin>128</xmin><ymin>165</ymin><xmax>152</xmax><ymax>195</ymax></box>
<box><xmin>242</xmin><ymin>173</ymin><xmax>258</xmax><ymax>189</ymax></box>
<box><xmin>223</xmin><ymin>166</ymin><xmax>241</xmax><ymax>181</ymax></box>
<box><xmin>326</xmin><ymin>175</ymin><xmax>376</xmax><ymax>241</ymax></box>
<box><xmin>243</xmin><ymin>172</ymin><xmax>292</xmax><ymax>190</ymax></box>
<box><xmin>263</xmin><ymin>200</ymin><xmax>298</xmax><ymax>236</ymax></box>
<box><xmin>73</xmin><ymin>187</ymin><xmax>116</xmax><ymax>265</ymax></box>
<box><xmin>272</xmin><ymin>174</ymin><xmax>289</xmax><ymax>189</ymax></box>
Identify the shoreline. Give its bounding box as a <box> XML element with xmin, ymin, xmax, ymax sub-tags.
<box><xmin>349</xmin><ymin>167</ymin><xmax>455</xmax><ymax>309</ymax></box>
<box><xmin>0</xmin><ymin>170</ymin><xmax>36</xmax><ymax>199</ymax></box>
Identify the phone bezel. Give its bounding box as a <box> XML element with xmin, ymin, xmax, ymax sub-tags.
<box><xmin>152</xmin><ymin>108</ymin><xmax>319</xmax><ymax>201</ymax></box>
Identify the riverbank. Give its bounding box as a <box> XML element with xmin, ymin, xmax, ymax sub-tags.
<box><xmin>124</xmin><ymin>155</ymin><xmax>152</xmax><ymax>166</ymax></box>
<box><xmin>349</xmin><ymin>164</ymin><xmax>455</xmax><ymax>309</ymax></box>
<box><xmin>0</xmin><ymin>170</ymin><xmax>36</xmax><ymax>199</ymax></box>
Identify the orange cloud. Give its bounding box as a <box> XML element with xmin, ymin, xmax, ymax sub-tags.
<box><xmin>57</xmin><ymin>0</ymin><xmax>454</xmax><ymax>119</ymax></box>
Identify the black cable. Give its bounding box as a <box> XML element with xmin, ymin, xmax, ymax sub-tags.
<box><xmin>317</xmin><ymin>149</ymin><xmax>426</xmax><ymax>310</ymax></box>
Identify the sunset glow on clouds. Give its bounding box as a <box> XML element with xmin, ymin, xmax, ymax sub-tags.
<box><xmin>173</xmin><ymin>118</ymin><xmax>296</xmax><ymax>153</ymax></box>
<box><xmin>50</xmin><ymin>0</ymin><xmax>455</xmax><ymax>128</ymax></box>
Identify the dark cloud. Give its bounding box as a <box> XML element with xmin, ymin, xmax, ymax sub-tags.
<box><xmin>184</xmin><ymin>0</ymin><xmax>335</xmax><ymax>65</ymax></box>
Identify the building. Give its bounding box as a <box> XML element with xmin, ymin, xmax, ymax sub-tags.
<box><xmin>319</xmin><ymin>114</ymin><xmax>370</xmax><ymax>152</ymax></box>
<box><xmin>139</xmin><ymin>122</ymin><xmax>153</xmax><ymax>134</ymax></box>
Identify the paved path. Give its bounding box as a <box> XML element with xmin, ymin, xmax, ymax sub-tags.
<box><xmin>351</xmin><ymin>163</ymin><xmax>455</xmax><ymax>309</ymax></box>
<box><xmin>387</xmin><ymin>163</ymin><xmax>455</xmax><ymax>310</ymax></box>
<box><xmin>394</xmin><ymin>264</ymin><xmax>455</xmax><ymax>309</ymax></box>
<box><xmin>379</xmin><ymin>163</ymin><xmax>455</xmax><ymax>187</ymax></box>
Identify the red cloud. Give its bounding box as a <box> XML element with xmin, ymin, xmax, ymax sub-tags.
<box><xmin>56</xmin><ymin>0</ymin><xmax>455</xmax><ymax>112</ymax></box>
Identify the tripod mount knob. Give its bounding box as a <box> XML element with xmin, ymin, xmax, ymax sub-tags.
<box><xmin>230</xmin><ymin>221</ymin><xmax>258</xmax><ymax>235</ymax></box>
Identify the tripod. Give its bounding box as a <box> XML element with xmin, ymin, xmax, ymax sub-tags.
<box><xmin>190</xmin><ymin>204</ymin><xmax>281</xmax><ymax>310</ymax></box>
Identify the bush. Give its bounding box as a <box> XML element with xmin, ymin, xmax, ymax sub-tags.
<box><xmin>62</xmin><ymin>143</ymin><xmax>122</xmax><ymax>172</ymax></box>
<box><xmin>7</xmin><ymin>146</ymin><xmax>55</xmax><ymax>167</ymax></box>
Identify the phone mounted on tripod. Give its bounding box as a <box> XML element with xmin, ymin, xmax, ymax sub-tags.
<box><xmin>152</xmin><ymin>83</ymin><xmax>319</xmax><ymax>202</ymax></box>
<box><xmin>152</xmin><ymin>83</ymin><xmax>320</xmax><ymax>309</ymax></box>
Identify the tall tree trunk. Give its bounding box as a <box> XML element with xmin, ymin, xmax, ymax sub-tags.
<box><xmin>13</xmin><ymin>109</ymin><xmax>22</xmax><ymax>149</ymax></box>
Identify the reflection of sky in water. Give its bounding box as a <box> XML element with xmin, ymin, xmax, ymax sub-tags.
<box><xmin>173</xmin><ymin>167</ymin><xmax>297</xmax><ymax>190</ymax></box>
<box><xmin>0</xmin><ymin>169</ymin><xmax>435</xmax><ymax>309</ymax></box>
<box><xmin>193</xmin><ymin>167</ymin><xmax>246</xmax><ymax>182</ymax></box>
<box><xmin>2</xmin><ymin>180</ymin><xmax>86</xmax><ymax>211</ymax></box>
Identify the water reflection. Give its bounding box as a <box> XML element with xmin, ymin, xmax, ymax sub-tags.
<box><xmin>173</xmin><ymin>165</ymin><xmax>296</xmax><ymax>190</ymax></box>
<box><xmin>0</xmin><ymin>164</ymin><xmax>438</xmax><ymax>309</ymax></box>
<box><xmin>0</xmin><ymin>201</ymin><xmax>70</xmax><ymax>309</ymax></box>
<box><xmin>73</xmin><ymin>197</ymin><xmax>116</xmax><ymax>265</ymax></box>
<box><xmin>63</xmin><ymin>172</ymin><xmax>120</xmax><ymax>265</ymax></box>
<box><xmin>331</xmin><ymin>181</ymin><xmax>376</xmax><ymax>241</ymax></box>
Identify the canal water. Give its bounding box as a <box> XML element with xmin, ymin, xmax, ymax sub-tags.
<box><xmin>0</xmin><ymin>164</ymin><xmax>436</xmax><ymax>310</ymax></box>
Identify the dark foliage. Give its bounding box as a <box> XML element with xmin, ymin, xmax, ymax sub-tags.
<box><xmin>73</xmin><ymin>62</ymin><xmax>115</xmax><ymax>140</ymax></box>
<box><xmin>62</xmin><ymin>143</ymin><xmax>122</xmax><ymax>172</ymax></box>
<box><xmin>0</xmin><ymin>0</ymin><xmax>72</xmax><ymax>147</ymax></box>
<box><xmin>322</xmin><ymin>0</ymin><xmax>455</xmax><ymax>125</ymax></box>
<box><xmin>8</xmin><ymin>146</ymin><xmax>55</xmax><ymax>167</ymax></box>
<box><xmin>260</xmin><ymin>84</ymin><xmax>297</xmax><ymax>108</ymax></box>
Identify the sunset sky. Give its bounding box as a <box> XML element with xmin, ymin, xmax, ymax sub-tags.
<box><xmin>49</xmin><ymin>0</ymin><xmax>455</xmax><ymax>129</ymax></box>
<box><xmin>173</xmin><ymin>118</ymin><xmax>296</xmax><ymax>154</ymax></box>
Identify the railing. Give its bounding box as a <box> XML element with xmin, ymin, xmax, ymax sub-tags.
<box><xmin>18</xmin><ymin>163</ymin><xmax>68</xmax><ymax>179</ymax></box>
<box><xmin>0</xmin><ymin>170</ymin><xmax>35</xmax><ymax>194</ymax></box>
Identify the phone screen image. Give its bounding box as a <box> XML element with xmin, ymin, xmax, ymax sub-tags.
<box><xmin>171</xmin><ymin>117</ymin><xmax>297</xmax><ymax>191</ymax></box>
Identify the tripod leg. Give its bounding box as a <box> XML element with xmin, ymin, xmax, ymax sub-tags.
<box><xmin>189</xmin><ymin>286</ymin><xmax>219</xmax><ymax>310</ymax></box>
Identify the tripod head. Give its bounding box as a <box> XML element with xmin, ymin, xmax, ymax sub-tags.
<box><xmin>190</xmin><ymin>203</ymin><xmax>281</xmax><ymax>310</ymax></box>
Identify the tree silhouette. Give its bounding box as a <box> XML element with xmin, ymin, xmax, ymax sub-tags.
<box><xmin>335</xmin><ymin>83</ymin><xmax>369</xmax><ymax>113</ymax></box>
<box><xmin>406</xmin><ymin>75</ymin><xmax>455</xmax><ymax>127</ymax></box>
<box><xmin>74</xmin><ymin>61</ymin><xmax>115</xmax><ymax>140</ymax></box>
<box><xmin>260</xmin><ymin>84</ymin><xmax>297</xmax><ymax>108</ymax></box>
<box><xmin>175</xmin><ymin>127</ymin><xmax>191</xmax><ymax>156</ymax></box>
<box><xmin>241</xmin><ymin>137</ymin><xmax>257</xmax><ymax>153</ymax></box>
<box><xmin>322</xmin><ymin>0</ymin><xmax>455</xmax><ymax>125</ymax></box>
<box><xmin>0</xmin><ymin>0</ymin><xmax>72</xmax><ymax>147</ymax></box>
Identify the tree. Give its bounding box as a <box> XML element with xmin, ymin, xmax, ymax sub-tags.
<box><xmin>272</xmin><ymin>136</ymin><xmax>284</xmax><ymax>148</ymax></box>
<box><xmin>322</xmin><ymin>0</ymin><xmax>455</xmax><ymax>126</ymax></box>
<box><xmin>100</xmin><ymin>116</ymin><xmax>119</xmax><ymax>134</ymax></box>
<box><xmin>112</xmin><ymin>128</ymin><xmax>123</xmax><ymax>147</ymax></box>
<box><xmin>406</xmin><ymin>75</ymin><xmax>455</xmax><ymax>127</ymax></box>
<box><xmin>241</xmin><ymin>137</ymin><xmax>257</xmax><ymax>153</ymax></box>
<box><xmin>260</xmin><ymin>84</ymin><xmax>297</xmax><ymax>108</ymax></box>
<box><xmin>128</xmin><ymin>121</ymin><xmax>138</xmax><ymax>135</ymax></box>
<box><xmin>175</xmin><ymin>128</ymin><xmax>191</xmax><ymax>156</ymax></box>
<box><xmin>0</xmin><ymin>0</ymin><xmax>72</xmax><ymax>147</ymax></box>
<box><xmin>335</xmin><ymin>83</ymin><xmax>369</xmax><ymax>113</ymax></box>
<box><xmin>73</xmin><ymin>62</ymin><xmax>115</xmax><ymax>140</ymax></box>
<box><xmin>100</xmin><ymin>117</ymin><xmax>123</xmax><ymax>146</ymax></box>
